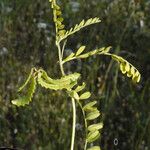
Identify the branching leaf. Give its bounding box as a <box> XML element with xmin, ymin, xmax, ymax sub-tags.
<box><xmin>62</xmin><ymin>46</ymin><xmax>111</xmax><ymax>63</ymax></box>
<box><xmin>58</xmin><ymin>17</ymin><xmax>101</xmax><ymax>42</ymax></box>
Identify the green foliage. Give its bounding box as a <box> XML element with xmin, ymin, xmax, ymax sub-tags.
<box><xmin>87</xmin><ymin>130</ymin><xmax>100</xmax><ymax>143</ymax></box>
<box><xmin>9</xmin><ymin>0</ymin><xmax>142</xmax><ymax>149</ymax></box>
<box><xmin>88</xmin><ymin>123</ymin><xmax>103</xmax><ymax>132</ymax></box>
<box><xmin>12</xmin><ymin>75</ymin><xmax>37</xmax><ymax>106</ymax></box>
<box><xmin>79</xmin><ymin>92</ymin><xmax>91</xmax><ymax>100</ymax></box>
<box><xmin>62</xmin><ymin>44</ymin><xmax>141</xmax><ymax>83</ymax></box>
<box><xmin>111</xmin><ymin>54</ymin><xmax>141</xmax><ymax>83</ymax></box>
<box><xmin>12</xmin><ymin>68</ymin><xmax>81</xmax><ymax>106</ymax></box>
<box><xmin>37</xmin><ymin>69</ymin><xmax>80</xmax><ymax>91</ymax></box>
<box><xmin>75</xmin><ymin>46</ymin><xmax>86</xmax><ymax>56</ymax></box>
<box><xmin>58</xmin><ymin>18</ymin><xmax>101</xmax><ymax>43</ymax></box>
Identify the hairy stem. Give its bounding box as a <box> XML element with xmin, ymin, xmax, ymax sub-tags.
<box><xmin>71</xmin><ymin>98</ymin><xmax>76</xmax><ymax>150</ymax></box>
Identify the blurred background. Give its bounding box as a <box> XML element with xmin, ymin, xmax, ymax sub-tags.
<box><xmin>0</xmin><ymin>0</ymin><xmax>150</xmax><ymax>149</ymax></box>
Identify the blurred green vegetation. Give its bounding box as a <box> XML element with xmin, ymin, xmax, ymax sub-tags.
<box><xmin>0</xmin><ymin>0</ymin><xmax>150</xmax><ymax>149</ymax></box>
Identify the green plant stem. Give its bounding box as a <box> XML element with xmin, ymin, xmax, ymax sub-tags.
<box><xmin>56</xmin><ymin>41</ymin><xmax>76</xmax><ymax>150</ymax></box>
<box><xmin>56</xmin><ymin>42</ymin><xmax>65</xmax><ymax>76</ymax></box>
<box><xmin>71</xmin><ymin>98</ymin><xmax>76</xmax><ymax>150</ymax></box>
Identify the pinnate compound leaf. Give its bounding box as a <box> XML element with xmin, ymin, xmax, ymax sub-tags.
<box><xmin>38</xmin><ymin>71</ymin><xmax>80</xmax><ymax>90</ymax></box>
<box><xmin>58</xmin><ymin>17</ymin><xmax>101</xmax><ymax>42</ymax></box>
<box><xmin>79</xmin><ymin>91</ymin><xmax>91</xmax><ymax>100</ymax></box>
<box><xmin>76</xmin><ymin>46</ymin><xmax>86</xmax><ymax>56</ymax></box>
<box><xmin>86</xmin><ymin>110</ymin><xmax>100</xmax><ymax>120</ymax></box>
<box><xmin>41</xmin><ymin>70</ymin><xmax>80</xmax><ymax>85</ymax></box>
<box><xmin>88</xmin><ymin>123</ymin><xmax>103</xmax><ymax>131</ymax></box>
<box><xmin>87</xmin><ymin>130</ymin><xmax>100</xmax><ymax>143</ymax></box>
<box><xmin>87</xmin><ymin>146</ymin><xmax>101</xmax><ymax>150</ymax></box>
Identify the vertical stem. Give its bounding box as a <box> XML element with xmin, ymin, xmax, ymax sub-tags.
<box><xmin>84</xmin><ymin>140</ymin><xmax>87</xmax><ymax>150</ymax></box>
<box><xmin>56</xmin><ymin>41</ymin><xmax>76</xmax><ymax>150</ymax></box>
<box><xmin>71</xmin><ymin>98</ymin><xmax>76</xmax><ymax>150</ymax></box>
<box><xmin>56</xmin><ymin>42</ymin><xmax>65</xmax><ymax>76</ymax></box>
<box><xmin>52</xmin><ymin>1</ymin><xmax>76</xmax><ymax>149</ymax></box>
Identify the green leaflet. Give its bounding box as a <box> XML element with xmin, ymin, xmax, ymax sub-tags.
<box><xmin>99</xmin><ymin>46</ymin><xmax>112</xmax><ymax>54</ymax></box>
<box><xmin>74</xmin><ymin>82</ymin><xmax>86</xmax><ymax>92</ymax></box>
<box><xmin>76</xmin><ymin>46</ymin><xmax>86</xmax><ymax>56</ymax></box>
<box><xmin>63</xmin><ymin>53</ymin><xmax>75</xmax><ymax>62</ymax></box>
<box><xmin>88</xmin><ymin>123</ymin><xmax>103</xmax><ymax>132</ymax></box>
<box><xmin>87</xmin><ymin>130</ymin><xmax>100</xmax><ymax>143</ymax></box>
<box><xmin>86</xmin><ymin>110</ymin><xmax>100</xmax><ymax>120</ymax></box>
<box><xmin>58</xmin><ymin>17</ymin><xmax>101</xmax><ymax>42</ymax></box>
<box><xmin>84</xmin><ymin>106</ymin><xmax>97</xmax><ymax>112</ymax></box>
<box><xmin>12</xmin><ymin>76</ymin><xmax>36</xmax><ymax>106</ymax></box>
<box><xmin>79</xmin><ymin>91</ymin><xmax>91</xmax><ymax>100</ymax></box>
<box><xmin>87</xmin><ymin>146</ymin><xmax>101</xmax><ymax>150</ymax></box>
<box><xmin>78</xmin><ymin>53</ymin><xmax>90</xmax><ymax>59</ymax></box>
<box><xmin>83</xmin><ymin>101</ymin><xmax>97</xmax><ymax>111</ymax></box>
